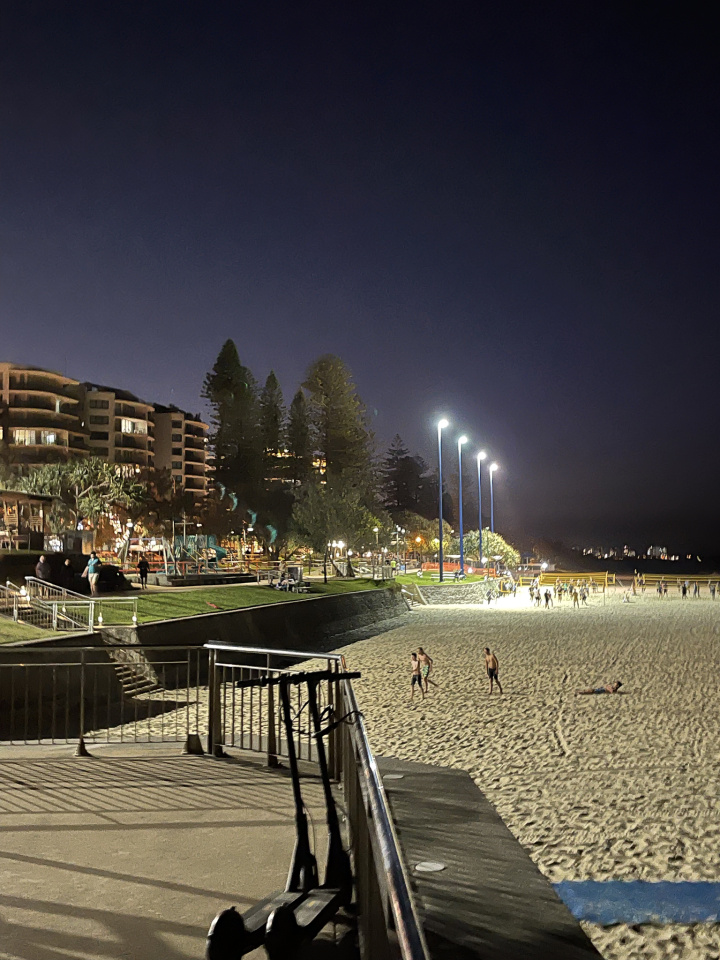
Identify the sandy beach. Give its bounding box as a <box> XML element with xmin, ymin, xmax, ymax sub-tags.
<box><xmin>339</xmin><ymin>590</ymin><xmax>720</xmax><ymax>959</ymax></box>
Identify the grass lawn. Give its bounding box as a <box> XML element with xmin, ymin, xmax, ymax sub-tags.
<box><xmin>129</xmin><ymin>577</ymin><xmax>385</xmax><ymax>624</ymax></box>
<box><xmin>0</xmin><ymin>579</ymin><xmax>388</xmax><ymax>637</ymax></box>
<box><xmin>395</xmin><ymin>572</ymin><xmax>491</xmax><ymax>585</ymax></box>
<box><xmin>0</xmin><ymin>621</ymin><xmax>72</xmax><ymax>644</ymax></box>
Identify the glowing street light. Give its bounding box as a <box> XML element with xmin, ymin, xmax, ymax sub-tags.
<box><xmin>476</xmin><ymin>450</ymin><xmax>487</xmax><ymax>569</ymax></box>
<box><xmin>457</xmin><ymin>435</ymin><xmax>468</xmax><ymax>575</ymax></box>
<box><xmin>489</xmin><ymin>462</ymin><xmax>499</xmax><ymax>533</ymax></box>
<box><xmin>437</xmin><ymin>418</ymin><xmax>449</xmax><ymax>582</ymax></box>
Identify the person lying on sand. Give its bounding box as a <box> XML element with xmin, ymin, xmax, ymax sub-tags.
<box><xmin>575</xmin><ymin>681</ymin><xmax>623</xmax><ymax>695</ymax></box>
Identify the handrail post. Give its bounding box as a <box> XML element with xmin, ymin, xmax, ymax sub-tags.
<box><xmin>52</xmin><ymin>602</ymin><xmax>58</xmax><ymax>631</ymax></box>
<box><xmin>265</xmin><ymin>653</ymin><xmax>278</xmax><ymax>767</ymax></box>
<box><xmin>75</xmin><ymin>650</ymin><xmax>91</xmax><ymax>757</ymax></box>
<box><xmin>89</xmin><ymin>600</ymin><xmax>95</xmax><ymax>629</ymax></box>
<box><xmin>207</xmin><ymin>647</ymin><xmax>224</xmax><ymax>757</ymax></box>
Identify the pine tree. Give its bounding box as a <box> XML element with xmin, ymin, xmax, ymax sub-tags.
<box><xmin>287</xmin><ymin>389</ymin><xmax>311</xmax><ymax>483</ymax></box>
<box><xmin>258</xmin><ymin>372</ymin><xmax>285</xmax><ymax>454</ymax></box>
<box><xmin>381</xmin><ymin>435</ymin><xmax>430</xmax><ymax>516</ymax></box>
<box><xmin>303</xmin><ymin>355</ymin><xmax>371</xmax><ymax>479</ymax></box>
<box><xmin>202</xmin><ymin>340</ymin><xmax>261</xmax><ymax>499</ymax></box>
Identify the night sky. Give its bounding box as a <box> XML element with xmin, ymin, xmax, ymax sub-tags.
<box><xmin>2</xmin><ymin>2</ymin><xmax>719</xmax><ymax>553</ymax></box>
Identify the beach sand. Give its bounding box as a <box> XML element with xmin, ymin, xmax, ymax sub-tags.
<box><xmin>337</xmin><ymin>590</ymin><xmax>720</xmax><ymax>959</ymax></box>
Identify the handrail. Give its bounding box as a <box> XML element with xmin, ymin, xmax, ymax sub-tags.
<box><xmin>340</xmin><ymin>664</ymin><xmax>430</xmax><ymax>960</ymax></box>
<box><xmin>204</xmin><ymin>642</ymin><xmax>341</xmax><ymax>660</ymax></box>
<box><xmin>25</xmin><ymin>576</ymin><xmax>138</xmax><ymax>606</ymax></box>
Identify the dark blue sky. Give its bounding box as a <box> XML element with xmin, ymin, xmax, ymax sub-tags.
<box><xmin>2</xmin><ymin>2</ymin><xmax>719</xmax><ymax>551</ymax></box>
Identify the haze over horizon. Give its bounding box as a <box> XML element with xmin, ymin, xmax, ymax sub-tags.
<box><xmin>2</xmin><ymin>2</ymin><xmax>719</xmax><ymax>553</ymax></box>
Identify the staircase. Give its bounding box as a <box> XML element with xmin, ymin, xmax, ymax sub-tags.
<box><xmin>112</xmin><ymin>661</ymin><xmax>163</xmax><ymax>697</ymax></box>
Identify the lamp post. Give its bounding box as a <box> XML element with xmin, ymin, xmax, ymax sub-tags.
<box><xmin>477</xmin><ymin>450</ymin><xmax>487</xmax><ymax>570</ymax></box>
<box><xmin>489</xmin><ymin>462</ymin><xmax>499</xmax><ymax>534</ymax></box>
<box><xmin>457</xmin><ymin>435</ymin><xmax>468</xmax><ymax>575</ymax></box>
<box><xmin>437</xmin><ymin>418</ymin><xmax>449</xmax><ymax>581</ymax></box>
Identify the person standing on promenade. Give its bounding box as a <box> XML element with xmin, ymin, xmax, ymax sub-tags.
<box><xmin>484</xmin><ymin>647</ymin><xmax>503</xmax><ymax>694</ymax></box>
<box><xmin>35</xmin><ymin>554</ymin><xmax>52</xmax><ymax>582</ymax></box>
<box><xmin>61</xmin><ymin>558</ymin><xmax>75</xmax><ymax>590</ymax></box>
<box><xmin>417</xmin><ymin>647</ymin><xmax>437</xmax><ymax>693</ymax></box>
<box><xmin>410</xmin><ymin>652</ymin><xmax>424</xmax><ymax>701</ymax></box>
<box><xmin>82</xmin><ymin>551</ymin><xmax>102</xmax><ymax>597</ymax></box>
<box><xmin>137</xmin><ymin>556</ymin><xmax>150</xmax><ymax>589</ymax></box>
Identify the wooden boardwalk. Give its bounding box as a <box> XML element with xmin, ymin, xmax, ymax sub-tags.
<box><xmin>377</xmin><ymin>757</ymin><xmax>601</xmax><ymax>960</ymax></box>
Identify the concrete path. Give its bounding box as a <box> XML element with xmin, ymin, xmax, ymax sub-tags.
<box><xmin>0</xmin><ymin>745</ymin><xmax>351</xmax><ymax>959</ymax></box>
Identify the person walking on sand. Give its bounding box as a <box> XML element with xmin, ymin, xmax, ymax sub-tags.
<box><xmin>572</xmin><ymin>586</ymin><xmax>579</xmax><ymax>608</ymax></box>
<box><xmin>417</xmin><ymin>647</ymin><xmax>437</xmax><ymax>693</ymax></box>
<box><xmin>484</xmin><ymin>647</ymin><xmax>503</xmax><ymax>694</ymax></box>
<box><xmin>575</xmin><ymin>681</ymin><xmax>623</xmax><ymax>696</ymax></box>
<box><xmin>410</xmin><ymin>652</ymin><xmax>424</xmax><ymax>701</ymax></box>
<box><xmin>711</xmin><ymin>582</ymin><xmax>716</xmax><ymax>601</ymax></box>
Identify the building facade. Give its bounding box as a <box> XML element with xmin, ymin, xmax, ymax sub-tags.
<box><xmin>0</xmin><ymin>363</ymin><xmax>211</xmax><ymax>496</ymax></box>
<box><xmin>0</xmin><ymin>363</ymin><xmax>87</xmax><ymax>466</ymax></box>
<box><xmin>153</xmin><ymin>405</ymin><xmax>210</xmax><ymax>498</ymax></box>
<box><xmin>82</xmin><ymin>383</ymin><xmax>154</xmax><ymax>471</ymax></box>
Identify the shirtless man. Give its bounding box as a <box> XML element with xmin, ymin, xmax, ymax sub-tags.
<box><xmin>417</xmin><ymin>647</ymin><xmax>437</xmax><ymax>693</ymax></box>
<box><xmin>410</xmin><ymin>652</ymin><xmax>424</xmax><ymax>700</ymax></box>
<box><xmin>484</xmin><ymin>647</ymin><xmax>503</xmax><ymax>694</ymax></box>
<box><xmin>575</xmin><ymin>681</ymin><xmax>623</xmax><ymax>696</ymax></box>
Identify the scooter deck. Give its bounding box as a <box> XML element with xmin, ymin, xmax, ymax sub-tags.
<box><xmin>293</xmin><ymin>888</ymin><xmax>343</xmax><ymax>933</ymax></box>
<box><xmin>242</xmin><ymin>889</ymin><xmax>308</xmax><ymax>945</ymax></box>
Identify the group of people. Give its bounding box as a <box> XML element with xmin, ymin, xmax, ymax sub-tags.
<box><xmin>34</xmin><ymin>552</ymin><xmax>104</xmax><ymax>595</ymax></box>
<box><xmin>529</xmin><ymin>580</ymin><xmax>592</xmax><ymax>608</ymax></box>
<box><xmin>409</xmin><ymin>646</ymin><xmax>503</xmax><ymax>698</ymax></box>
<box><xmin>409</xmin><ymin>643</ymin><xmax>624</xmax><ymax>700</ymax></box>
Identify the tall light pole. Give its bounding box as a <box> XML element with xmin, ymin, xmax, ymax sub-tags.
<box><xmin>457</xmin><ymin>436</ymin><xmax>468</xmax><ymax>574</ymax></box>
<box><xmin>477</xmin><ymin>450</ymin><xmax>487</xmax><ymax>569</ymax></box>
<box><xmin>437</xmin><ymin>418</ymin><xmax>449</xmax><ymax>582</ymax></box>
<box><xmin>489</xmin><ymin>462</ymin><xmax>499</xmax><ymax>534</ymax></box>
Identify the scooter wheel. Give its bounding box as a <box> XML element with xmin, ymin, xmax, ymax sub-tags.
<box><xmin>265</xmin><ymin>903</ymin><xmax>301</xmax><ymax>959</ymax></box>
<box><xmin>205</xmin><ymin>905</ymin><xmax>247</xmax><ymax>959</ymax></box>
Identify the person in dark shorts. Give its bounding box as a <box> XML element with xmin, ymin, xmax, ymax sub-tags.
<box><xmin>484</xmin><ymin>647</ymin><xmax>503</xmax><ymax>694</ymax></box>
<box><xmin>575</xmin><ymin>681</ymin><xmax>623</xmax><ymax>695</ymax></box>
<box><xmin>410</xmin><ymin>652</ymin><xmax>424</xmax><ymax>700</ymax></box>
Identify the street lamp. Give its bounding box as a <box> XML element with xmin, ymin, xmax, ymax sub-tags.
<box><xmin>437</xmin><ymin>418</ymin><xmax>449</xmax><ymax>581</ymax></box>
<box><xmin>476</xmin><ymin>450</ymin><xmax>487</xmax><ymax>570</ymax></box>
<box><xmin>457</xmin><ymin>435</ymin><xmax>468</xmax><ymax>575</ymax></box>
<box><xmin>489</xmin><ymin>462</ymin><xmax>499</xmax><ymax>533</ymax></box>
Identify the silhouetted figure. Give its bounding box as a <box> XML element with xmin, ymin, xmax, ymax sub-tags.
<box><xmin>137</xmin><ymin>557</ymin><xmax>150</xmax><ymax>589</ymax></box>
<box><xmin>61</xmin><ymin>559</ymin><xmax>75</xmax><ymax>590</ymax></box>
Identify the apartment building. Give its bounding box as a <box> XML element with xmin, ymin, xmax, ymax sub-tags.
<box><xmin>153</xmin><ymin>405</ymin><xmax>210</xmax><ymax>498</ymax></box>
<box><xmin>0</xmin><ymin>362</ymin><xmax>87</xmax><ymax>466</ymax></box>
<box><xmin>0</xmin><ymin>363</ymin><xmax>211</xmax><ymax>495</ymax></box>
<box><xmin>82</xmin><ymin>383</ymin><xmax>154</xmax><ymax>470</ymax></box>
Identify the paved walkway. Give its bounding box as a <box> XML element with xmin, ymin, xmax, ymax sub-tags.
<box><xmin>0</xmin><ymin>745</ymin><xmax>350</xmax><ymax>959</ymax></box>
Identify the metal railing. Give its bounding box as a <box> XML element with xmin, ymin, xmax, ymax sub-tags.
<box><xmin>24</xmin><ymin>576</ymin><xmax>138</xmax><ymax>627</ymax></box>
<box><xmin>1</xmin><ymin>581</ymin><xmax>92</xmax><ymax>632</ymax></box>
<box><xmin>0</xmin><ymin>640</ymin><xmax>430</xmax><ymax>960</ymax></box>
